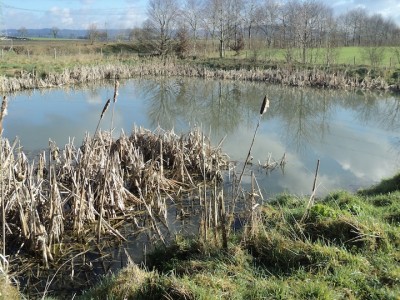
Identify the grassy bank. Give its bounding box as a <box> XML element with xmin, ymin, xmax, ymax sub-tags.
<box><xmin>0</xmin><ymin>58</ymin><xmax>397</xmax><ymax>93</ymax></box>
<box><xmin>1</xmin><ymin>40</ymin><xmax>400</xmax><ymax>92</ymax></box>
<box><xmin>80</xmin><ymin>176</ymin><xmax>400</xmax><ymax>300</ymax></box>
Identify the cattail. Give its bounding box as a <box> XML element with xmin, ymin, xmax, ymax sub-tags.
<box><xmin>260</xmin><ymin>95</ymin><xmax>269</xmax><ymax>115</ymax></box>
<box><xmin>113</xmin><ymin>80</ymin><xmax>119</xmax><ymax>103</ymax></box>
<box><xmin>0</xmin><ymin>96</ymin><xmax>7</xmax><ymax>119</ymax></box>
<box><xmin>231</xmin><ymin>95</ymin><xmax>270</xmax><ymax>233</ymax></box>
<box><xmin>100</xmin><ymin>99</ymin><xmax>111</xmax><ymax>119</ymax></box>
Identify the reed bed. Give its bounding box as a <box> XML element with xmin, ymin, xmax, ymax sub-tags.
<box><xmin>0</xmin><ymin>59</ymin><xmax>396</xmax><ymax>93</ymax></box>
<box><xmin>0</xmin><ymin>126</ymin><xmax>228</xmax><ymax>270</ymax></box>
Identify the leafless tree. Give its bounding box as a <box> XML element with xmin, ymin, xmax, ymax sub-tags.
<box><xmin>146</xmin><ymin>0</ymin><xmax>180</xmax><ymax>57</ymax></box>
<box><xmin>182</xmin><ymin>0</ymin><xmax>204</xmax><ymax>55</ymax></box>
<box><xmin>51</xmin><ymin>26</ymin><xmax>59</xmax><ymax>39</ymax></box>
<box><xmin>281</xmin><ymin>0</ymin><xmax>331</xmax><ymax>64</ymax></box>
<box><xmin>242</xmin><ymin>0</ymin><xmax>260</xmax><ymax>49</ymax></box>
<box><xmin>203</xmin><ymin>0</ymin><xmax>225</xmax><ymax>57</ymax></box>
<box><xmin>257</xmin><ymin>0</ymin><xmax>280</xmax><ymax>48</ymax></box>
<box><xmin>340</xmin><ymin>8</ymin><xmax>367</xmax><ymax>46</ymax></box>
<box><xmin>203</xmin><ymin>0</ymin><xmax>244</xmax><ymax>58</ymax></box>
<box><xmin>87</xmin><ymin>24</ymin><xmax>100</xmax><ymax>44</ymax></box>
<box><xmin>17</xmin><ymin>27</ymin><xmax>27</xmax><ymax>38</ymax></box>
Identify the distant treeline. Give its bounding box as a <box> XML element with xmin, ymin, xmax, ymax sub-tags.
<box><xmin>132</xmin><ymin>0</ymin><xmax>400</xmax><ymax>62</ymax></box>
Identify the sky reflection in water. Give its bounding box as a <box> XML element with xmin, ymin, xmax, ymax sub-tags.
<box><xmin>3</xmin><ymin>78</ymin><xmax>400</xmax><ymax>197</ymax></box>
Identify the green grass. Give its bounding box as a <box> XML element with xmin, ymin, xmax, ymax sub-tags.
<box><xmin>78</xmin><ymin>174</ymin><xmax>400</xmax><ymax>300</ymax></box>
<box><xmin>1</xmin><ymin>39</ymin><xmax>399</xmax><ymax>75</ymax></box>
<box><xmin>227</xmin><ymin>46</ymin><xmax>399</xmax><ymax>67</ymax></box>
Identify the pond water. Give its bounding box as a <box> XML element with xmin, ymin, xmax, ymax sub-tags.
<box><xmin>3</xmin><ymin>77</ymin><xmax>400</xmax><ymax>197</ymax></box>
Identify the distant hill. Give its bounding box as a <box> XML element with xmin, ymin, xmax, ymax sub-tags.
<box><xmin>4</xmin><ymin>28</ymin><xmax>130</xmax><ymax>40</ymax></box>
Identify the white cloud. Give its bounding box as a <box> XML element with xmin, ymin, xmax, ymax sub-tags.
<box><xmin>47</xmin><ymin>7</ymin><xmax>74</xmax><ymax>27</ymax></box>
<box><xmin>80</xmin><ymin>0</ymin><xmax>95</xmax><ymax>5</ymax></box>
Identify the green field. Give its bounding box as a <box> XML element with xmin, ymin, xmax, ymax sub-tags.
<box><xmin>0</xmin><ymin>39</ymin><xmax>399</xmax><ymax>75</ymax></box>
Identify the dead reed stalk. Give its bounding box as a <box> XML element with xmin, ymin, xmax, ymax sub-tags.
<box><xmin>232</xmin><ymin>96</ymin><xmax>269</xmax><ymax>208</ymax></box>
<box><xmin>301</xmin><ymin>159</ymin><xmax>321</xmax><ymax>223</ymax></box>
<box><xmin>220</xmin><ymin>96</ymin><xmax>270</xmax><ymax>248</ymax></box>
<box><xmin>0</xmin><ymin>96</ymin><xmax>7</xmax><ymax>133</ymax></box>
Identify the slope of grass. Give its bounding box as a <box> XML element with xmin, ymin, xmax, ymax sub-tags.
<box><xmin>79</xmin><ymin>174</ymin><xmax>400</xmax><ymax>300</ymax></box>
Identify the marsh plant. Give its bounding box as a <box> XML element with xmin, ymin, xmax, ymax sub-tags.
<box><xmin>0</xmin><ymin>80</ymin><xmax>232</xmax><ymax>297</ymax></box>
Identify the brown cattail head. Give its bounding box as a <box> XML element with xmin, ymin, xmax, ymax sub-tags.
<box><xmin>0</xmin><ymin>96</ymin><xmax>8</xmax><ymax>119</ymax></box>
<box><xmin>113</xmin><ymin>80</ymin><xmax>119</xmax><ymax>103</ymax></box>
<box><xmin>260</xmin><ymin>95</ymin><xmax>269</xmax><ymax>115</ymax></box>
<box><xmin>100</xmin><ymin>99</ymin><xmax>111</xmax><ymax>119</ymax></box>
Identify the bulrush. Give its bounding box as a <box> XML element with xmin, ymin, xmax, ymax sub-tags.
<box><xmin>94</xmin><ymin>98</ymin><xmax>111</xmax><ymax>137</ymax></box>
<box><xmin>229</xmin><ymin>95</ymin><xmax>270</xmax><ymax>243</ymax></box>
<box><xmin>260</xmin><ymin>95</ymin><xmax>269</xmax><ymax>115</ymax></box>
<box><xmin>113</xmin><ymin>80</ymin><xmax>119</xmax><ymax>103</ymax></box>
<box><xmin>100</xmin><ymin>98</ymin><xmax>111</xmax><ymax>119</ymax></box>
<box><xmin>0</xmin><ymin>96</ymin><xmax>7</xmax><ymax>133</ymax></box>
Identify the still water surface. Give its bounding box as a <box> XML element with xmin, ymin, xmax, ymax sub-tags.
<box><xmin>3</xmin><ymin>77</ymin><xmax>400</xmax><ymax>197</ymax></box>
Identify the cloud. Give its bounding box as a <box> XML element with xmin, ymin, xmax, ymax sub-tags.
<box><xmin>219</xmin><ymin>116</ymin><xmax>399</xmax><ymax>197</ymax></box>
<box><xmin>47</xmin><ymin>7</ymin><xmax>74</xmax><ymax>27</ymax></box>
<box><xmin>80</xmin><ymin>0</ymin><xmax>95</xmax><ymax>5</ymax></box>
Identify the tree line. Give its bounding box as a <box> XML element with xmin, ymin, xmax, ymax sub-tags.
<box><xmin>130</xmin><ymin>0</ymin><xmax>400</xmax><ymax>64</ymax></box>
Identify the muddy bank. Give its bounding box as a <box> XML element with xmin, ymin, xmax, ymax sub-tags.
<box><xmin>1</xmin><ymin>60</ymin><xmax>399</xmax><ymax>93</ymax></box>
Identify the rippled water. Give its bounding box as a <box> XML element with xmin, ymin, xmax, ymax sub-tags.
<box><xmin>4</xmin><ymin>77</ymin><xmax>400</xmax><ymax>197</ymax></box>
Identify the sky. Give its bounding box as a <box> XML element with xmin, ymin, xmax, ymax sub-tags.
<box><xmin>1</xmin><ymin>0</ymin><xmax>400</xmax><ymax>30</ymax></box>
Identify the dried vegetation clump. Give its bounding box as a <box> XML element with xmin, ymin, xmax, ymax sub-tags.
<box><xmin>0</xmin><ymin>59</ymin><xmax>397</xmax><ymax>93</ymax></box>
<box><xmin>0</xmin><ymin>126</ymin><xmax>228</xmax><ymax>267</ymax></box>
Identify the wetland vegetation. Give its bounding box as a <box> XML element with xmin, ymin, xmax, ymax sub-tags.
<box><xmin>0</xmin><ymin>81</ymin><xmax>398</xmax><ymax>298</ymax></box>
<box><xmin>1</xmin><ymin>69</ymin><xmax>398</xmax><ymax>299</ymax></box>
<box><xmin>1</xmin><ymin>9</ymin><xmax>400</xmax><ymax>296</ymax></box>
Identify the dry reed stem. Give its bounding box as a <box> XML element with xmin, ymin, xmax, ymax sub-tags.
<box><xmin>301</xmin><ymin>159</ymin><xmax>321</xmax><ymax>223</ymax></box>
<box><xmin>231</xmin><ymin>96</ymin><xmax>269</xmax><ymax>212</ymax></box>
<box><xmin>0</xmin><ymin>96</ymin><xmax>7</xmax><ymax>133</ymax></box>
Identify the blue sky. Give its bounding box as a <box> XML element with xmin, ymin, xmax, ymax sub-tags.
<box><xmin>2</xmin><ymin>0</ymin><xmax>148</xmax><ymax>29</ymax></box>
<box><xmin>1</xmin><ymin>0</ymin><xmax>400</xmax><ymax>30</ymax></box>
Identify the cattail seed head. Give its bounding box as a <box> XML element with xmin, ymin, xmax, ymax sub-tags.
<box><xmin>113</xmin><ymin>80</ymin><xmax>119</xmax><ymax>103</ymax></box>
<box><xmin>1</xmin><ymin>96</ymin><xmax>8</xmax><ymax>118</ymax></box>
<box><xmin>260</xmin><ymin>95</ymin><xmax>269</xmax><ymax>115</ymax></box>
<box><xmin>100</xmin><ymin>99</ymin><xmax>111</xmax><ymax>119</ymax></box>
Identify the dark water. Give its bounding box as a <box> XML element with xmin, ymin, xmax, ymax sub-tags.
<box><xmin>3</xmin><ymin>77</ymin><xmax>400</xmax><ymax>197</ymax></box>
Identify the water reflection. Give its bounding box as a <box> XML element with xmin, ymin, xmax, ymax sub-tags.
<box><xmin>3</xmin><ymin>77</ymin><xmax>400</xmax><ymax>195</ymax></box>
<box><xmin>138</xmin><ymin>78</ymin><xmax>244</xmax><ymax>134</ymax></box>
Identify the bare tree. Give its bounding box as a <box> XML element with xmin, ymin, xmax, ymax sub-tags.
<box><xmin>321</xmin><ymin>10</ymin><xmax>339</xmax><ymax>65</ymax></box>
<box><xmin>257</xmin><ymin>0</ymin><xmax>280</xmax><ymax>48</ymax></box>
<box><xmin>341</xmin><ymin>8</ymin><xmax>367</xmax><ymax>46</ymax></box>
<box><xmin>203</xmin><ymin>0</ymin><xmax>243</xmax><ymax>58</ymax></box>
<box><xmin>175</xmin><ymin>26</ymin><xmax>191</xmax><ymax>58</ymax></box>
<box><xmin>87</xmin><ymin>24</ymin><xmax>100</xmax><ymax>44</ymax></box>
<box><xmin>230</xmin><ymin>0</ymin><xmax>244</xmax><ymax>52</ymax></box>
<box><xmin>182</xmin><ymin>0</ymin><xmax>204</xmax><ymax>55</ymax></box>
<box><xmin>242</xmin><ymin>0</ymin><xmax>260</xmax><ymax>50</ymax></box>
<box><xmin>146</xmin><ymin>0</ymin><xmax>180</xmax><ymax>57</ymax></box>
<box><xmin>282</xmin><ymin>0</ymin><xmax>331</xmax><ymax>64</ymax></box>
<box><xmin>203</xmin><ymin>0</ymin><xmax>224</xmax><ymax>57</ymax></box>
<box><xmin>51</xmin><ymin>26</ymin><xmax>59</xmax><ymax>39</ymax></box>
<box><xmin>17</xmin><ymin>27</ymin><xmax>27</xmax><ymax>38</ymax></box>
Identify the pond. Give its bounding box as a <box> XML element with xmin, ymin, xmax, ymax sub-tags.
<box><xmin>3</xmin><ymin>77</ymin><xmax>400</xmax><ymax>197</ymax></box>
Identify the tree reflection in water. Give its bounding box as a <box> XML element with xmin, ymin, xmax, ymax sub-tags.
<box><xmin>133</xmin><ymin>77</ymin><xmax>400</xmax><ymax>156</ymax></box>
<box><xmin>5</xmin><ymin>77</ymin><xmax>400</xmax><ymax>194</ymax></box>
